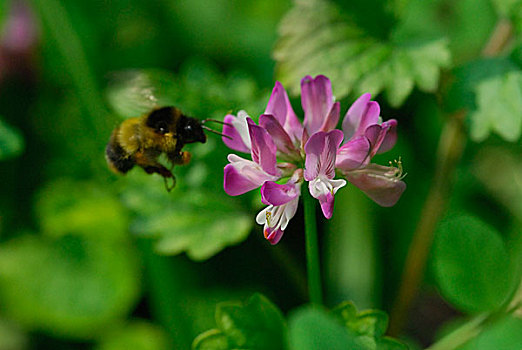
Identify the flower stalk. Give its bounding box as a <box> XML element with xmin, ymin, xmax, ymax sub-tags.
<box><xmin>303</xmin><ymin>186</ymin><xmax>323</xmax><ymax>305</ymax></box>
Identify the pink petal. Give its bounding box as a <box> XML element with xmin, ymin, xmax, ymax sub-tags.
<box><xmin>336</xmin><ymin>136</ymin><xmax>370</xmax><ymax>170</ymax></box>
<box><xmin>224</xmin><ymin>163</ymin><xmax>261</xmax><ymax>196</ymax></box>
<box><xmin>223</xmin><ymin>155</ymin><xmax>279</xmax><ymax>196</ymax></box>
<box><xmin>261</xmin><ymin>181</ymin><xmax>299</xmax><ymax>206</ymax></box>
<box><xmin>320</xmin><ymin>101</ymin><xmax>340</xmax><ymax>132</ymax></box>
<box><xmin>301</xmin><ymin>75</ymin><xmax>334</xmax><ymax>135</ymax></box>
<box><xmin>222</xmin><ymin>114</ymin><xmax>253</xmax><ymax>153</ymax></box>
<box><xmin>304</xmin><ymin>130</ymin><xmax>344</xmax><ymax>181</ymax></box>
<box><xmin>365</xmin><ymin>119</ymin><xmax>397</xmax><ymax>158</ymax></box>
<box><xmin>344</xmin><ymin>164</ymin><xmax>406</xmax><ymax>207</ymax></box>
<box><xmin>264</xmin><ymin>227</ymin><xmax>284</xmax><ymax>245</ymax></box>
<box><xmin>249</xmin><ymin>124</ymin><xmax>279</xmax><ymax>176</ymax></box>
<box><xmin>318</xmin><ymin>191</ymin><xmax>335</xmax><ymax>219</ymax></box>
<box><xmin>377</xmin><ymin>120</ymin><xmax>397</xmax><ymax>154</ymax></box>
<box><xmin>265</xmin><ymin>81</ymin><xmax>303</xmax><ymax>143</ymax></box>
<box><xmin>259</xmin><ymin>114</ymin><xmax>299</xmax><ymax>159</ymax></box>
<box><xmin>342</xmin><ymin>94</ymin><xmax>380</xmax><ymax>140</ymax></box>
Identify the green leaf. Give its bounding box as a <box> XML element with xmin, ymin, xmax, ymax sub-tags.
<box><xmin>331</xmin><ymin>301</ymin><xmax>388</xmax><ymax>338</ymax></box>
<box><xmin>217</xmin><ymin>294</ymin><xmax>286</xmax><ymax>350</ymax></box>
<box><xmin>460</xmin><ymin>316</ymin><xmax>522</xmax><ymax>350</ymax></box>
<box><xmin>95</xmin><ymin>321</ymin><xmax>169</xmax><ymax>350</ymax></box>
<box><xmin>490</xmin><ymin>0</ymin><xmax>522</xmax><ymax>19</ymax></box>
<box><xmin>432</xmin><ymin>214</ymin><xmax>515</xmax><ymax>313</ymax></box>
<box><xmin>330</xmin><ymin>301</ymin><xmax>408</xmax><ymax>349</ymax></box>
<box><xmin>0</xmin><ymin>118</ymin><xmax>24</xmax><ymax>160</ymax></box>
<box><xmin>472</xmin><ymin>148</ymin><xmax>522</xmax><ymax>222</ymax></box>
<box><xmin>192</xmin><ymin>293</ymin><xmax>286</xmax><ymax>350</ymax></box>
<box><xmin>469</xmin><ymin>70</ymin><xmax>522</xmax><ymax>142</ymax></box>
<box><xmin>0</xmin><ymin>235</ymin><xmax>141</xmax><ymax>339</ymax></box>
<box><xmin>376</xmin><ymin>337</ymin><xmax>409</xmax><ymax>350</ymax></box>
<box><xmin>274</xmin><ymin>0</ymin><xmax>451</xmax><ymax>107</ymax></box>
<box><xmin>35</xmin><ymin>179</ymin><xmax>129</xmax><ymax>241</ymax></box>
<box><xmin>123</xmin><ymin>177</ymin><xmax>252</xmax><ymax>261</ymax></box>
<box><xmin>288</xmin><ymin>306</ymin><xmax>369</xmax><ymax>350</ymax></box>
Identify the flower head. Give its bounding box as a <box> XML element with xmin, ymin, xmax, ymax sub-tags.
<box><xmin>223</xmin><ymin>76</ymin><xmax>405</xmax><ymax>244</ymax></box>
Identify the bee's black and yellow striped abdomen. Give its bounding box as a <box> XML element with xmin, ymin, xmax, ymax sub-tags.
<box><xmin>105</xmin><ymin>129</ymin><xmax>135</xmax><ymax>174</ymax></box>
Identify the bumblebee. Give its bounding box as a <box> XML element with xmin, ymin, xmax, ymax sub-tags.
<box><xmin>106</xmin><ymin>106</ymin><xmax>226</xmax><ymax>191</ymax></box>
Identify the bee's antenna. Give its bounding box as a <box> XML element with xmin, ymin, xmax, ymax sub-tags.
<box><xmin>202</xmin><ymin>125</ymin><xmax>233</xmax><ymax>140</ymax></box>
<box><xmin>203</xmin><ymin>119</ymin><xmax>232</xmax><ymax>127</ymax></box>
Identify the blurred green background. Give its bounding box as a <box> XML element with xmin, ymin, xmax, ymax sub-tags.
<box><xmin>0</xmin><ymin>0</ymin><xmax>521</xmax><ymax>349</ymax></box>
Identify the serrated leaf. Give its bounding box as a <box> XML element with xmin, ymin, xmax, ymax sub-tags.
<box><xmin>216</xmin><ymin>294</ymin><xmax>286</xmax><ymax>350</ymax></box>
<box><xmin>469</xmin><ymin>70</ymin><xmax>522</xmax><ymax>142</ymax></box>
<box><xmin>274</xmin><ymin>0</ymin><xmax>451</xmax><ymax>107</ymax></box>
<box><xmin>331</xmin><ymin>301</ymin><xmax>389</xmax><ymax>339</ymax></box>
<box><xmin>288</xmin><ymin>306</ymin><xmax>370</xmax><ymax>350</ymax></box>
<box><xmin>192</xmin><ymin>293</ymin><xmax>286</xmax><ymax>350</ymax></box>
<box><xmin>432</xmin><ymin>214</ymin><xmax>515</xmax><ymax>313</ymax></box>
<box><xmin>125</xmin><ymin>184</ymin><xmax>252</xmax><ymax>261</ymax></box>
<box><xmin>0</xmin><ymin>118</ymin><xmax>24</xmax><ymax>160</ymax></box>
<box><xmin>0</xmin><ymin>235</ymin><xmax>141</xmax><ymax>339</ymax></box>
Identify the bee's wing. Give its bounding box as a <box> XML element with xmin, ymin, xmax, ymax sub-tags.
<box><xmin>106</xmin><ymin>70</ymin><xmax>180</xmax><ymax>118</ymax></box>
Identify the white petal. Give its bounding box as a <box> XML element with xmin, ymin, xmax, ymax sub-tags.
<box><xmin>234</xmin><ymin>110</ymin><xmax>252</xmax><ymax>150</ymax></box>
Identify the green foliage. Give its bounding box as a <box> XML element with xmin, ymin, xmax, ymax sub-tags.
<box><xmin>192</xmin><ymin>293</ymin><xmax>287</xmax><ymax>350</ymax></box>
<box><xmin>331</xmin><ymin>302</ymin><xmax>407</xmax><ymax>350</ymax></box>
<box><xmin>432</xmin><ymin>215</ymin><xmax>515</xmax><ymax>313</ymax></box>
<box><xmin>106</xmin><ymin>62</ymin><xmax>269</xmax><ymax>121</ymax></box>
<box><xmin>469</xmin><ymin>70</ymin><xmax>522</xmax><ymax>142</ymax></box>
<box><xmin>0</xmin><ymin>318</ymin><xmax>28</xmax><ymax>350</ymax></box>
<box><xmin>473</xmin><ymin>148</ymin><xmax>522</xmax><ymax>222</ymax></box>
<box><xmin>447</xmin><ymin>57</ymin><xmax>522</xmax><ymax>142</ymax></box>
<box><xmin>491</xmin><ymin>0</ymin><xmax>522</xmax><ymax>26</ymax></box>
<box><xmin>0</xmin><ymin>235</ymin><xmax>141</xmax><ymax>339</ymax></box>
<box><xmin>95</xmin><ymin>320</ymin><xmax>169</xmax><ymax>350</ymax></box>
<box><xmin>0</xmin><ymin>118</ymin><xmax>24</xmax><ymax>160</ymax></box>
<box><xmin>273</xmin><ymin>0</ymin><xmax>450</xmax><ymax>107</ymax></box>
<box><xmin>460</xmin><ymin>316</ymin><xmax>522</xmax><ymax>350</ymax></box>
<box><xmin>35</xmin><ymin>179</ymin><xmax>129</xmax><ymax>241</ymax></box>
<box><xmin>288</xmin><ymin>306</ymin><xmax>376</xmax><ymax>350</ymax></box>
<box><xmin>125</xmin><ymin>182</ymin><xmax>251</xmax><ymax>261</ymax></box>
<box><xmin>193</xmin><ymin>296</ymin><xmax>407</xmax><ymax>350</ymax></box>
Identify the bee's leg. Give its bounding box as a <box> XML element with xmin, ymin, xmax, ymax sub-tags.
<box><xmin>163</xmin><ymin>176</ymin><xmax>176</xmax><ymax>192</ymax></box>
<box><xmin>170</xmin><ymin>151</ymin><xmax>192</xmax><ymax>165</ymax></box>
<box><xmin>143</xmin><ymin>165</ymin><xmax>173</xmax><ymax>178</ymax></box>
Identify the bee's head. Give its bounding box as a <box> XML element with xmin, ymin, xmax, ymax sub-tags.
<box><xmin>179</xmin><ymin>117</ymin><xmax>207</xmax><ymax>144</ymax></box>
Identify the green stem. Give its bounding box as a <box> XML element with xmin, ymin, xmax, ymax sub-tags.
<box><xmin>302</xmin><ymin>184</ymin><xmax>323</xmax><ymax>305</ymax></box>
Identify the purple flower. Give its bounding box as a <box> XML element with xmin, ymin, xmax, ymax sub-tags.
<box><xmin>256</xmin><ymin>170</ymin><xmax>302</xmax><ymax>245</ymax></box>
<box><xmin>336</xmin><ymin>93</ymin><xmax>405</xmax><ymax>207</ymax></box>
<box><xmin>224</xmin><ymin>123</ymin><xmax>281</xmax><ymax>196</ymax></box>
<box><xmin>304</xmin><ymin>130</ymin><xmax>346</xmax><ymax>218</ymax></box>
<box><xmin>223</xmin><ymin>76</ymin><xmax>405</xmax><ymax>244</ymax></box>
